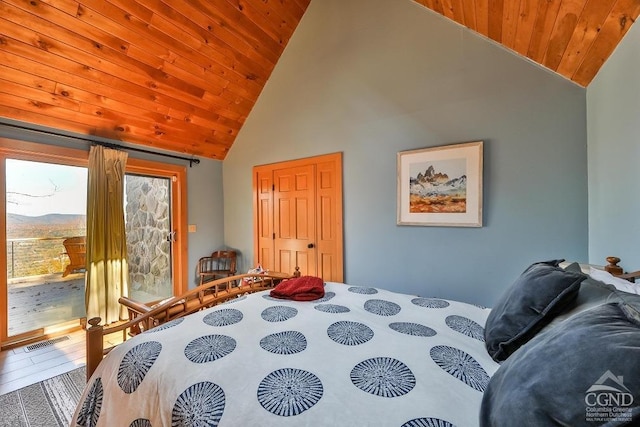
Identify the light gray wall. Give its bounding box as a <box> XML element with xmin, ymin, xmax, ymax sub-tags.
<box><xmin>185</xmin><ymin>157</ymin><xmax>225</xmax><ymax>287</ymax></box>
<box><xmin>587</xmin><ymin>22</ymin><xmax>640</xmax><ymax>270</ymax></box>
<box><xmin>223</xmin><ymin>0</ymin><xmax>588</xmax><ymax>306</ymax></box>
<box><xmin>0</xmin><ymin>118</ymin><xmax>225</xmax><ymax>289</ymax></box>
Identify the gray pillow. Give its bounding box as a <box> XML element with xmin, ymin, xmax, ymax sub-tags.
<box><xmin>539</xmin><ymin>275</ymin><xmax>618</xmax><ymax>333</ymax></box>
<box><xmin>484</xmin><ymin>260</ymin><xmax>586</xmax><ymax>361</ymax></box>
<box><xmin>481</xmin><ymin>294</ymin><xmax>640</xmax><ymax>427</ymax></box>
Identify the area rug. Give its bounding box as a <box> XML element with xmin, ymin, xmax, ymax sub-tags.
<box><xmin>0</xmin><ymin>366</ymin><xmax>85</xmax><ymax>427</ymax></box>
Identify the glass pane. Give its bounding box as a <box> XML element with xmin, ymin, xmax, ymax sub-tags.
<box><xmin>125</xmin><ymin>174</ymin><xmax>172</xmax><ymax>303</ymax></box>
<box><xmin>6</xmin><ymin>159</ymin><xmax>87</xmax><ymax>337</ymax></box>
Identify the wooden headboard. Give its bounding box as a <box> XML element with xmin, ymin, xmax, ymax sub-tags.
<box><xmin>604</xmin><ymin>256</ymin><xmax>640</xmax><ymax>283</ymax></box>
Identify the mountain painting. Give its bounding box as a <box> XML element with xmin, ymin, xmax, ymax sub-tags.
<box><xmin>409</xmin><ymin>158</ymin><xmax>467</xmax><ymax>213</ymax></box>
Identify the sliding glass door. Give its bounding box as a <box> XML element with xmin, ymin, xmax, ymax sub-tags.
<box><xmin>5</xmin><ymin>159</ymin><xmax>87</xmax><ymax>339</ymax></box>
<box><xmin>0</xmin><ymin>138</ymin><xmax>187</xmax><ymax>348</ymax></box>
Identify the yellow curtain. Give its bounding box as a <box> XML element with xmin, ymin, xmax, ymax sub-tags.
<box><xmin>85</xmin><ymin>145</ymin><xmax>129</xmax><ymax>324</ymax></box>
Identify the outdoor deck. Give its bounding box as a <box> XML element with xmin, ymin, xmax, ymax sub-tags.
<box><xmin>7</xmin><ymin>273</ymin><xmax>85</xmax><ymax>336</ymax></box>
<box><xmin>7</xmin><ymin>273</ymin><xmax>162</xmax><ymax>337</ymax></box>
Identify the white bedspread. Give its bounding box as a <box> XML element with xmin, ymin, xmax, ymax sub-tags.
<box><xmin>73</xmin><ymin>282</ymin><xmax>499</xmax><ymax>426</ymax></box>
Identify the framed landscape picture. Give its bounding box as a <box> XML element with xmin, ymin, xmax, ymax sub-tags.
<box><xmin>397</xmin><ymin>141</ymin><xmax>483</xmax><ymax>227</ymax></box>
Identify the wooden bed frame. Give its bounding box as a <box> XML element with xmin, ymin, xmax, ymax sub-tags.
<box><xmin>84</xmin><ymin>258</ymin><xmax>640</xmax><ymax>381</ymax></box>
<box><xmin>85</xmin><ymin>270</ymin><xmax>299</xmax><ymax>380</ymax></box>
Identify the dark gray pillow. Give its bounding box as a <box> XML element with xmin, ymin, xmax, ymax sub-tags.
<box><xmin>540</xmin><ymin>275</ymin><xmax>618</xmax><ymax>333</ymax></box>
<box><xmin>481</xmin><ymin>295</ymin><xmax>640</xmax><ymax>427</ymax></box>
<box><xmin>484</xmin><ymin>260</ymin><xmax>586</xmax><ymax>361</ymax></box>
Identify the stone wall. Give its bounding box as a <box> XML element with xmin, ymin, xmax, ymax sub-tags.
<box><xmin>125</xmin><ymin>176</ymin><xmax>172</xmax><ymax>300</ymax></box>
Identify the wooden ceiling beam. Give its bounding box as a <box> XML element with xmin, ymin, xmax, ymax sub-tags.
<box><xmin>572</xmin><ymin>0</ymin><xmax>640</xmax><ymax>86</ymax></box>
<box><xmin>527</xmin><ymin>0</ymin><xmax>563</xmax><ymax>62</ymax></box>
<box><xmin>555</xmin><ymin>0</ymin><xmax>618</xmax><ymax>78</ymax></box>
<box><xmin>475</xmin><ymin>0</ymin><xmax>490</xmax><ymax>36</ymax></box>
<box><xmin>501</xmin><ymin>0</ymin><xmax>520</xmax><ymax>48</ymax></box>
<box><xmin>1</xmin><ymin>0</ymin><xmax>638</xmax><ymax>159</ymax></box>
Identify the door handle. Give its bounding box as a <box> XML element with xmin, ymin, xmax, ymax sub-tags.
<box><xmin>307</xmin><ymin>243</ymin><xmax>315</xmax><ymax>249</ymax></box>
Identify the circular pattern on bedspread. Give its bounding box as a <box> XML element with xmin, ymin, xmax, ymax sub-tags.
<box><xmin>117</xmin><ymin>341</ymin><xmax>162</xmax><ymax>394</ymax></box>
<box><xmin>389</xmin><ymin>322</ymin><xmax>437</xmax><ymax>337</ymax></box>
<box><xmin>129</xmin><ymin>419</ymin><xmax>152</xmax><ymax>427</ymax></box>
<box><xmin>401</xmin><ymin>418</ymin><xmax>455</xmax><ymax>427</ymax></box>
<box><xmin>184</xmin><ymin>335</ymin><xmax>236</xmax><ymax>363</ymax></box>
<box><xmin>445</xmin><ymin>315</ymin><xmax>484</xmax><ymax>341</ymax></box>
<box><xmin>144</xmin><ymin>317</ymin><xmax>184</xmax><ymax>333</ymax></box>
<box><xmin>315</xmin><ymin>291</ymin><xmax>336</xmax><ymax>302</ymax></box>
<box><xmin>76</xmin><ymin>377</ymin><xmax>103</xmax><ymax>427</ymax></box>
<box><xmin>411</xmin><ymin>298</ymin><xmax>450</xmax><ymax>308</ymax></box>
<box><xmin>327</xmin><ymin>321</ymin><xmax>374</xmax><ymax>345</ymax></box>
<box><xmin>172</xmin><ymin>381</ymin><xmax>225</xmax><ymax>426</ymax></box>
<box><xmin>364</xmin><ymin>299</ymin><xmax>401</xmax><ymax>316</ymax></box>
<box><xmin>261</xmin><ymin>306</ymin><xmax>298</xmax><ymax>322</ymax></box>
<box><xmin>348</xmin><ymin>286</ymin><xmax>378</xmax><ymax>295</ymax></box>
<box><xmin>350</xmin><ymin>357</ymin><xmax>415</xmax><ymax>397</ymax></box>
<box><xmin>260</xmin><ymin>331</ymin><xmax>307</xmax><ymax>355</ymax></box>
<box><xmin>257</xmin><ymin>368</ymin><xmax>323</xmax><ymax>416</ymax></box>
<box><xmin>203</xmin><ymin>308</ymin><xmax>243</xmax><ymax>327</ymax></box>
<box><xmin>429</xmin><ymin>345</ymin><xmax>489</xmax><ymax>392</ymax></box>
<box><xmin>314</xmin><ymin>304</ymin><xmax>350</xmax><ymax>313</ymax></box>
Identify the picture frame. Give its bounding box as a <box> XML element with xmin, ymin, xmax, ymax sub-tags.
<box><xmin>397</xmin><ymin>141</ymin><xmax>483</xmax><ymax>227</ymax></box>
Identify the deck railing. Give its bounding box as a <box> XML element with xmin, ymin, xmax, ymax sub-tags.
<box><xmin>6</xmin><ymin>236</ymin><xmax>83</xmax><ymax>279</ymax></box>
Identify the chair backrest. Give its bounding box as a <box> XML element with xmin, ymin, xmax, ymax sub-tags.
<box><xmin>210</xmin><ymin>250</ymin><xmax>237</xmax><ymax>274</ymax></box>
<box><xmin>63</xmin><ymin>236</ymin><xmax>86</xmax><ymax>266</ymax></box>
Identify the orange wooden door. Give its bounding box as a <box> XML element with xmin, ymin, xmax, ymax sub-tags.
<box><xmin>315</xmin><ymin>157</ymin><xmax>343</xmax><ymax>281</ymax></box>
<box><xmin>273</xmin><ymin>164</ymin><xmax>317</xmax><ymax>276</ymax></box>
<box><xmin>255</xmin><ymin>168</ymin><xmax>274</xmax><ymax>271</ymax></box>
<box><xmin>253</xmin><ymin>153</ymin><xmax>343</xmax><ymax>282</ymax></box>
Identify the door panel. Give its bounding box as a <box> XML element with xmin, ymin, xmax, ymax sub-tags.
<box><xmin>5</xmin><ymin>159</ymin><xmax>87</xmax><ymax>340</ymax></box>
<box><xmin>273</xmin><ymin>165</ymin><xmax>316</xmax><ymax>276</ymax></box>
<box><xmin>255</xmin><ymin>169</ymin><xmax>274</xmax><ymax>271</ymax></box>
<box><xmin>124</xmin><ymin>174</ymin><xmax>173</xmax><ymax>303</ymax></box>
<box><xmin>316</xmin><ymin>159</ymin><xmax>343</xmax><ymax>281</ymax></box>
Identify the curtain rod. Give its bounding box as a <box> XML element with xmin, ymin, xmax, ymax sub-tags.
<box><xmin>2</xmin><ymin>122</ymin><xmax>201</xmax><ymax>167</ymax></box>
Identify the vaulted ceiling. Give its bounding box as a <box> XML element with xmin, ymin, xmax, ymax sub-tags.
<box><xmin>0</xmin><ymin>0</ymin><xmax>638</xmax><ymax>160</ymax></box>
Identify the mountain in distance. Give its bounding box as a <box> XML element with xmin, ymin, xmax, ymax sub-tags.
<box><xmin>7</xmin><ymin>213</ymin><xmax>86</xmax><ymax>226</ymax></box>
<box><xmin>410</xmin><ymin>165</ymin><xmax>467</xmax><ymax>198</ymax></box>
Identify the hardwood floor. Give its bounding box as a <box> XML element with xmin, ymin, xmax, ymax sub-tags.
<box><xmin>0</xmin><ymin>328</ymin><xmax>124</xmax><ymax>395</ymax></box>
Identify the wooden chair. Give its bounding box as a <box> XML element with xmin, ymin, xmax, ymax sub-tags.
<box><xmin>197</xmin><ymin>250</ymin><xmax>238</xmax><ymax>292</ymax></box>
<box><xmin>62</xmin><ymin>236</ymin><xmax>86</xmax><ymax>277</ymax></box>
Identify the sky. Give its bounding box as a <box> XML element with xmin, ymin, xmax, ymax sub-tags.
<box><xmin>6</xmin><ymin>159</ymin><xmax>88</xmax><ymax>217</ymax></box>
<box><xmin>409</xmin><ymin>158</ymin><xmax>466</xmax><ymax>180</ymax></box>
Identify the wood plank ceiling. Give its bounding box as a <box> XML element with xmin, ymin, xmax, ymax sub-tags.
<box><xmin>415</xmin><ymin>0</ymin><xmax>640</xmax><ymax>87</ymax></box>
<box><xmin>0</xmin><ymin>0</ymin><xmax>638</xmax><ymax>160</ymax></box>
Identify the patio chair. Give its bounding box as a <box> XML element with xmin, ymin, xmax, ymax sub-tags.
<box><xmin>62</xmin><ymin>236</ymin><xmax>86</xmax><ymax>277</ymax></box>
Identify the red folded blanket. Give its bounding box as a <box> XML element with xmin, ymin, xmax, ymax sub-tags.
<box><xmin>270</xmin><ymin>276</ymin><xmax>325</xmax><ymax>301</ymax></box>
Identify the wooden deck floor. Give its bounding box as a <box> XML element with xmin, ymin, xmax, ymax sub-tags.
<box><xmin>7</xmin><ymin>272</ymin><xmax>158</xmax><ymax>336</ymax></box>
<box><xmin>7</xmin><ymin>273</ymin><xmax>86</xmax><ymax>336</ymax></box>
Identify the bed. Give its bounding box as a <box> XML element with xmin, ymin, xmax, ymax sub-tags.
<box><xmin>72</xmin><ymin>260</ymin><xmax>640</xmax><ymax>426</ymax></box>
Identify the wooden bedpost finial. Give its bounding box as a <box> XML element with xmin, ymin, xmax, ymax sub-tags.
<box><xmin>605</xmin><ymin>257</ymin><xmax>623</xmax><ymax>276</ymax></box>
<box><xmin>87</xmin><ymin>317</ymin><xmax>102</xmax><ymax>329</ymax></box>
